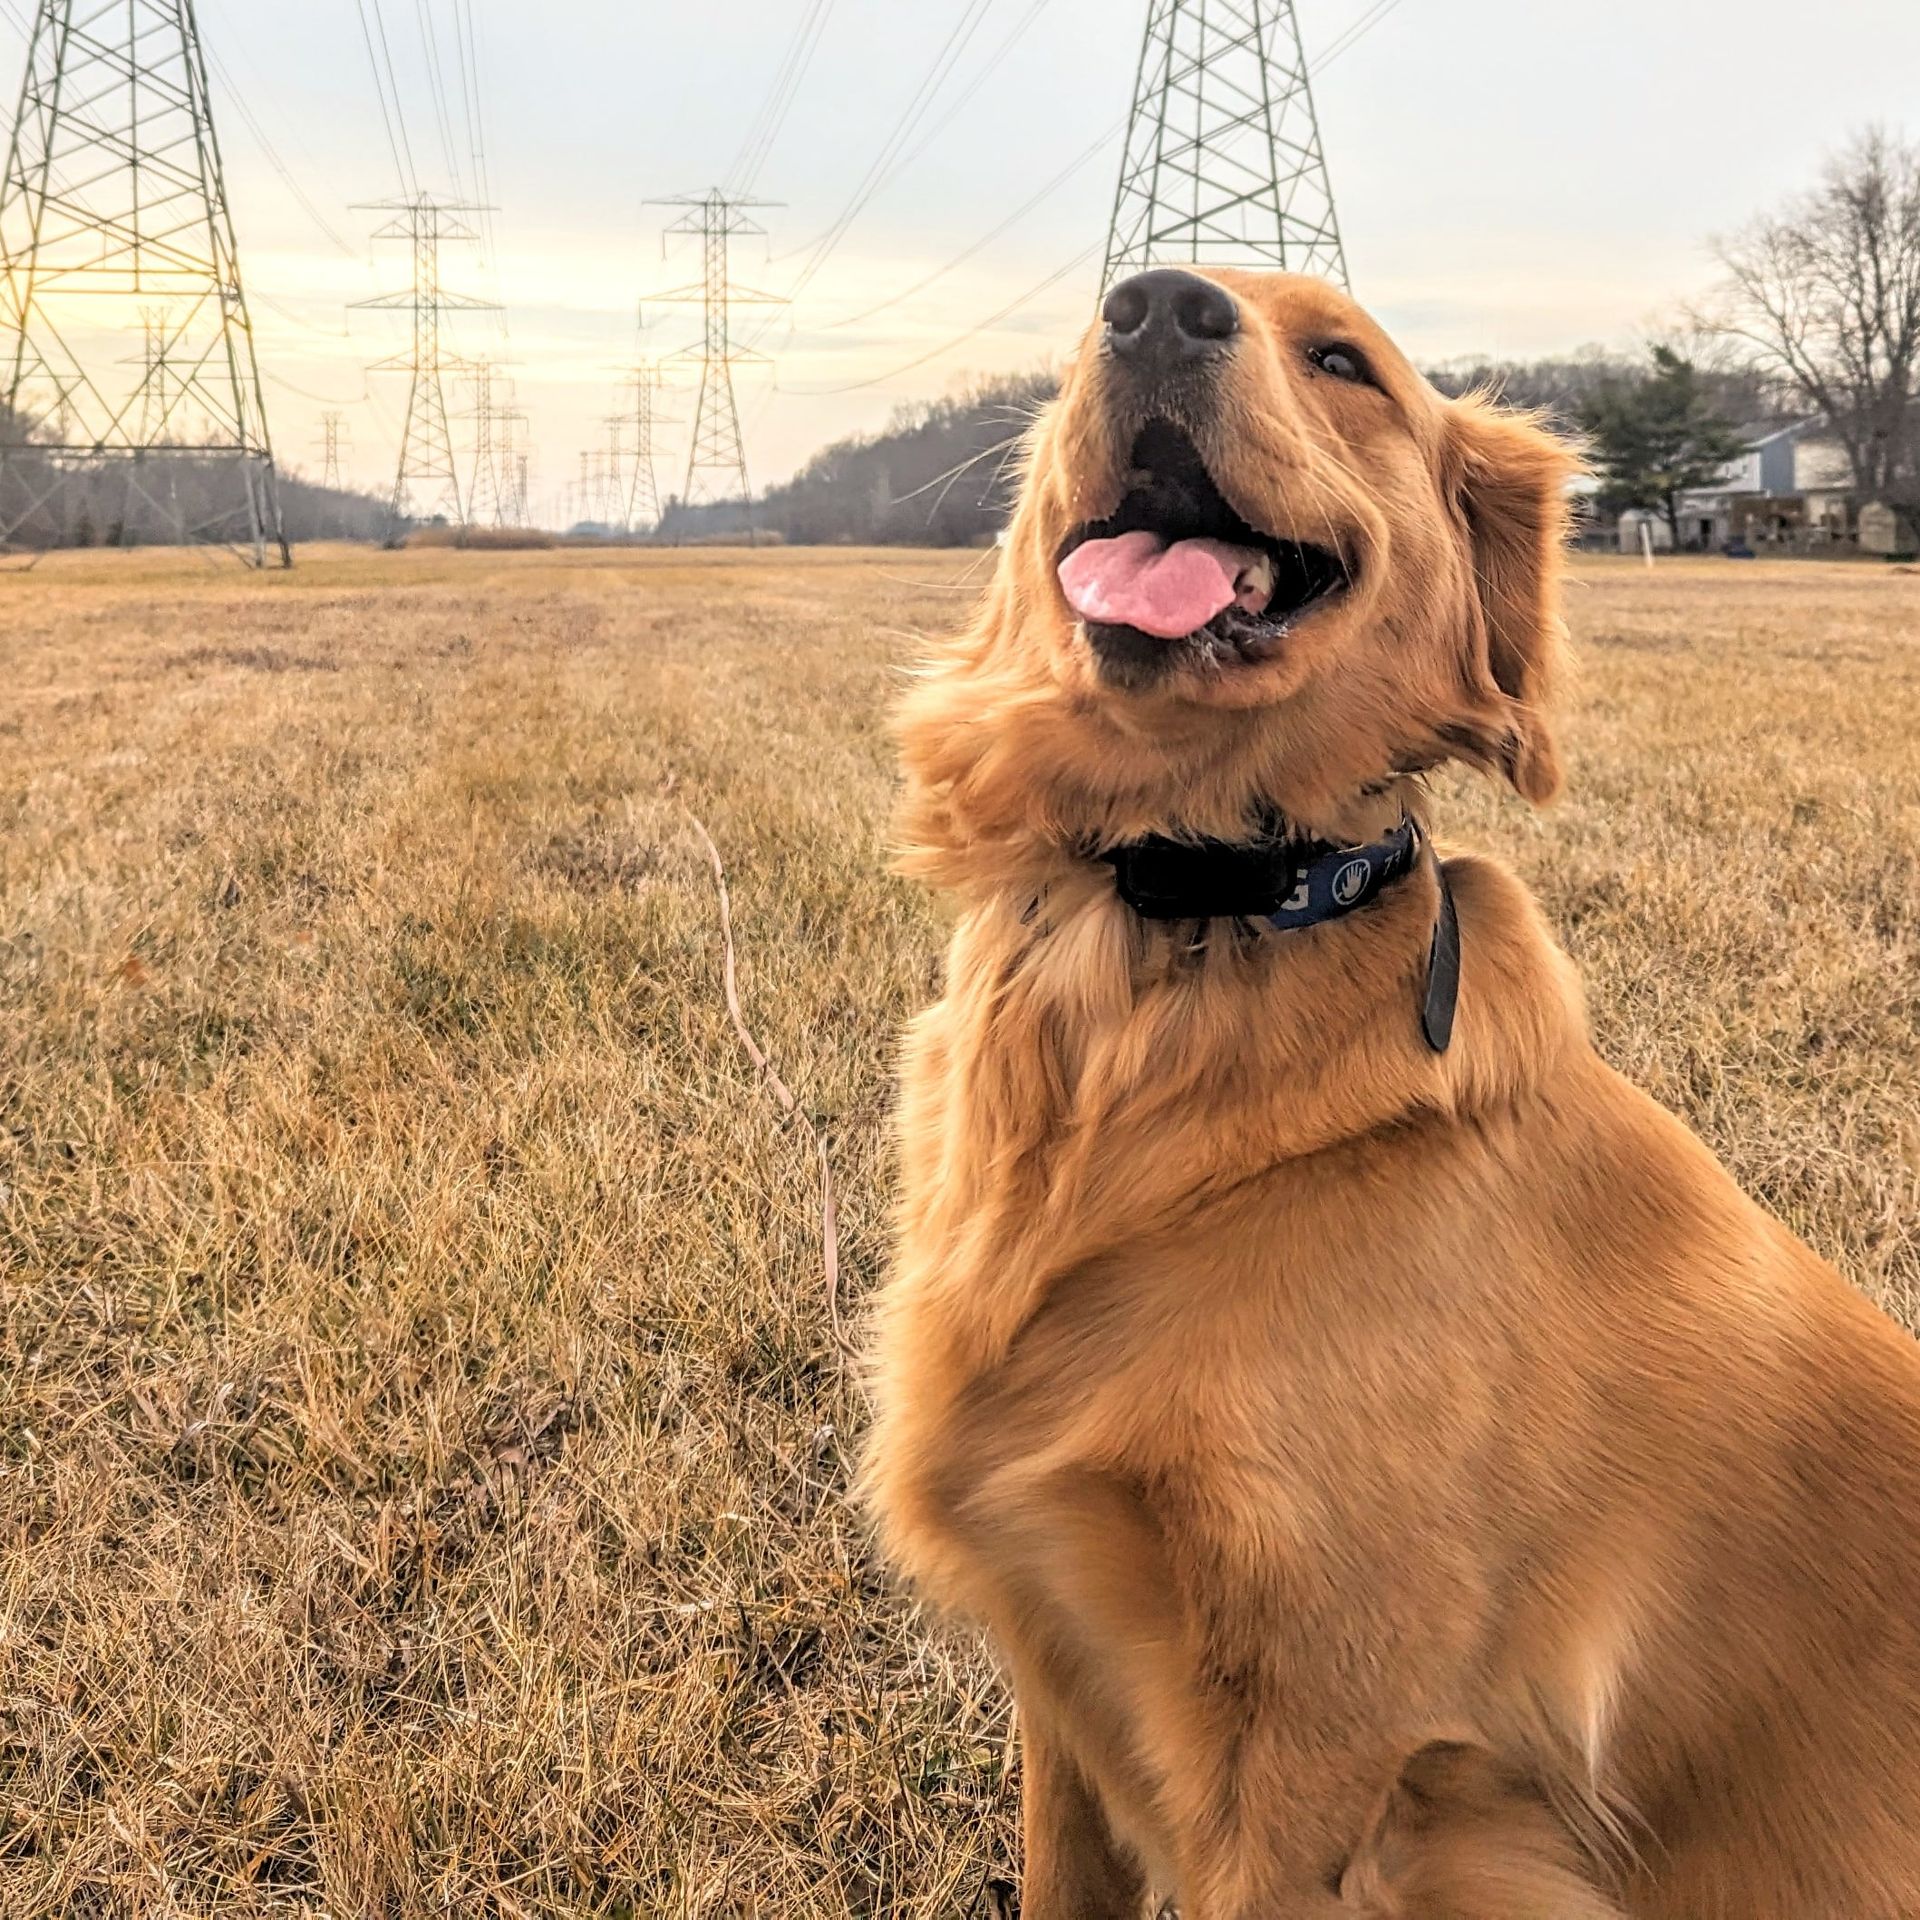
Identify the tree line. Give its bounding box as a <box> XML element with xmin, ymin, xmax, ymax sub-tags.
<box><xmin>656</xmin><ymin>370</ymin><xmax>1056</xmax><ymax>548</ymax></box>
<box><xmin>0</xmin><ymin>418</ymin><xmax>390</xmax><ymax>551</ymax></box>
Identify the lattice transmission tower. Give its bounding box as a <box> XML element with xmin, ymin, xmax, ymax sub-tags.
<box><xmin>461</xmin><ymin>359</ymin><xmax>522</xmax><ymax>529</ymax></box>
<box><xmin>494</xmin><ymin>414</ymin><xmax>530</xmax><ymax>529</ymax></box>
<box><xmin>569</xmin><ymin>448</ymin><xmax>617</xmax><ymax>529</ymax></box>
<box><xmin>0</xmin><ymin>0</ymin><xmax>289</xmax><ymax>565</ymax></box>
<box><xmin>354</xmin><ymin>195</ymin><xmax>497</xmax><ymax>536</ymax></box>
<box><xmin>1104</xmin><ymin>0</ymin><xmax>1348</xmax><ymax>291</ymax></box>
<box><xmin>315</xmin><ymin>411</ymin><xmax>346</xmax><ymax>491</ymax></box>
<box><xmin>649</xmin><ymin>190</ymin><xmax>781</xmax><ymax>512</ymax></box>
<box><xmin>613</xmin><ymin>360</ymin><xmax>671</xmax><ymax>532</ymax></box>
<box><xmin>597</xmin><ymin>421</ymin><xmax>625</xmax><ymax>527</ymax></box>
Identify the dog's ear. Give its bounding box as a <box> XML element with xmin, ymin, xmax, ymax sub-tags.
<box><xmin>1445</xmin><ymin>397</ymin><xmax>1579</xmax><ymax>804</ymax></box>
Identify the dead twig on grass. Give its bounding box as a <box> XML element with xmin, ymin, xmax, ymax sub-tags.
<box><xmin>685</xmin><ymin>810</ymin><xmax>853</xmax><ymax>1365</ymax></box>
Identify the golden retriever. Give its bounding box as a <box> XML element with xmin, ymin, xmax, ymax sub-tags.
<box><xmin>861</xmin><ymin>267</ymin><xmax>1920</xmax><ymax>1918</ymax></box>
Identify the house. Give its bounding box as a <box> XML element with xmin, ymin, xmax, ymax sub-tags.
<box><xmin>1674</xmin><ymin>418</ymin><xmax>1856</xmax><ymax>549</ymax></box>
<box><xmin>1792</xmin><ymin>433</ymin><xmax>1857</xmax><ymax>543</ymax></box>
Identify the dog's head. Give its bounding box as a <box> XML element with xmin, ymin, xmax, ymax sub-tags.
<box><xmin>907</xmin><ymin>268</ymin><xmax>1579</xmax><ymax>849</ymax></box>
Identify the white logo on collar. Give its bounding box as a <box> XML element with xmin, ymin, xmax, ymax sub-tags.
<box><xmin>1332</xmin><ymin>857</ymin><xmax>1372</xmax><ymax>906</ymax></box>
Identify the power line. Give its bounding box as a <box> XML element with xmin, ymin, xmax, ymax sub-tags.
<box><xmin>267</xmin><ymin>368</ymin><xmax>372</xmax><ymax>406</ymax></box>
<box><xmin>201</xmin><ymin>42</ymin><xmax>358</xmax><ymax>256</ymax></box>
<box><xmin>870</xmin><ymin>0</ymin><xmax>1055</xmax><ymax>195</ymax></box>
<box><xmin>726</xmin><ymin>0</ymin><xmax>837</xmax><ymax>198</ymax></box>
<box><xmin>1314</xmin><ymin>0</ymin><xmax>1405</xmax><ymax>69</ymax></box>
<box><xmin>767</xmin><ymin>0</ymin><xmax>999</xmax><ymax>318</ymax></box>
<box><xmin>452</xmin><ymin>0</ymin><xmax>485</xmax><ymax>190</ymax></box>
<box><xmin>357</xmin><ymin>0</ymin><xmax>419</xmax><ymax>197</ymax></box>
<box><xmin>252</xmin><ymin>287</ymin><xmax>354</xmax><ymax>342</ymax></box>
<box><xmin>744</xmin><ymin>0</ymin><xmax>1061</xmax><ymax>347</ymax></box>
<box><xmin>413</xmin><ymin>0</ymin><xmax>469</xmax><ymax>199</ymax></box>
<box><xmin>820</xmin><ymin>112</ymin><xmax>1125</xmax><ymax>332</ymax></box>
<box><xmin>789</xmin><ymin>239</ymin><xmax>1101</xmax><ymax>397</ymax></box>
<box><xmin>452</xmin><ymin>0</ymin><xmax>499</xmax><ymax>261</ymax></box>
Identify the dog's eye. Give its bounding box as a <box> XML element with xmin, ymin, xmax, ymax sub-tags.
<box><xmin>1307</xmin><ymin>343</ymin><xmax>1375</xmax><ymax>388</ymax></box>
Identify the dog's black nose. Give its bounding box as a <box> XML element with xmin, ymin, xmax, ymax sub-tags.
<box><xmin>1102</xmin><ymin>267</ymin><xmax>1239</xmax><ymax>371</ymax></box>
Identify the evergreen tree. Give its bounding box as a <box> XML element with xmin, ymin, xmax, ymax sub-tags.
<box><xmin>1579</xmin><ymin>347</ymin><xmax>1751</xmax><ymax>548</ymax></box>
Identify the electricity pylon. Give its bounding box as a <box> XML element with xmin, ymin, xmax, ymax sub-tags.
<box><xmin>648</xmin><ymin>190</ymin><xmax>782</xmax><ymax>513</ymax></box>
<box><xmin>598</xmin><ymin>421</ymin><xmax>625</xmax><ymax>526</ymax></box>
<box><xmin>568</xmin><ymin>448</ymin><xmax>618</xmax><ymax>529</ymax></box>
<box><xmin>1104</xmin><ymin>0</ymin><xmax>1348</xmax><ymax>290</ymax></box>
<box><xmin>593</xmin><ymin>445</ymin><xmax>621</xmax><ymax>525</ymax></box>
<box><xmin>312</xmin><ymin>409</ymin><xmax>351</xmax><ymax>536</ymax></box>
<box><xmin>133</xmin><ymin>309</ymin><xmax>175</xmax><ymax>446</ymax></box>
<box><xmin>316</xmin><ymin>412</ymin><xmax>346</xmax><ymax>491</ymax></box>
<box><xmin>0</xmin><ymin>0</ymin><xmax>289</xmax><ymax>565</ymax></box>
<box><xmin>460</xmin><ymin>359</ymin><xmax>522</xmax><ymax>529</ymax></box>
<box><xmin>613</xmin><ymin>360</ymin><xmax>672</xmax><ymax>532</ymax></box>
<box><xmin>354</xmin><ymin>194</ymin><xmax>498</xmax><ymax>537</ymax></box>
<box><xmin>491</xmin><ymin>408</ymin><xmax>530</xmax><ymax>528</ymax></box>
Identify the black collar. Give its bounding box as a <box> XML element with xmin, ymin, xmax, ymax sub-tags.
<box><xmin>1098</xmin><ymin>815</ymin><xmax>1460</xmax><ymax>1053</ymax></box>
<box><xmin>1101</xmin><ymin>816</ymin><xmax>1423</xmax><ymax>928</ymax></box>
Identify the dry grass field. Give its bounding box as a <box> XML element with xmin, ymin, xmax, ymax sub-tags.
<box><xmin>2</xmin><ymin>543</ymin><xmax>1917</xmax><ymax>1917</ymax></box>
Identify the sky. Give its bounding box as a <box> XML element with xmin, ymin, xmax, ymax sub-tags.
<box><xmin>7</xmin><ymin>0</ymin><xmax>1920</xmax><ymax>516</ymax></box>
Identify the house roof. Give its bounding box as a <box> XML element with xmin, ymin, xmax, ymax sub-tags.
<box><xmin>1737</xmin><ymin>417</ymin><xmax>1822</xmax><ymax>448</ymax></box>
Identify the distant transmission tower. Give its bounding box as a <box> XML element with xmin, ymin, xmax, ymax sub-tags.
<box><xmin>613</xmin><ymin>361</ymin><xmax>671</xmax><ymax>531</ymax></box>
<box><xmin>461</xmin><ymin>360</ymin><xmax>522</xmax><ymax>529</ymax></box>
<box><xmin>491</xmin><ymin>409</ymin><xmax>529</xmax><ymax>528</ymax></box>
<box><xmin>1104</xmin><ymin>0</ymin><xmax>1348</xmax><ymax>290</ymax></box>
<box><xmin>649</xmin><ymin>190</ymin><xmax>781</xmax><ymax>512</ymax></box>
<box><xmin>0</xmin><ymin>0</ymin><xmax>290</xmax><ymax>565</ymax></box>
<box><xmin>599</xmin><ymin>424</ymin><xmax>625</xmax><ymax>527</ymax></box>
<box><xmin>133</xmin><ymin>309</ymin><xmax>176</xmax><ymax>446</ymax></box>
<box><xmin>593</xmin><ymin>445</ymin><xmax>620</xmax><ymax>526</ymax></box>
<box><xmin>316</xmin><ymin>412</ymin><xmax>346</xmax><ymax>491</ymax></box>
<box><xmin>354</xmin><ymin>195</ymin><xmax>498</xmax><ymax>536</ymax></box>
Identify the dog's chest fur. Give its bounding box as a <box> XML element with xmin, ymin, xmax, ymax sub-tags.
<box><xmin>863</xmin><ymin>892</ymin><xmax>1571</xmax><ymax>1861</ymax></box>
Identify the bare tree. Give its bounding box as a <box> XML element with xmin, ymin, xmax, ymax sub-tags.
<box><xmin>1707</xmin><ymin>128</ymin><xmax>1920</xmax><ymax>526</ymax></box>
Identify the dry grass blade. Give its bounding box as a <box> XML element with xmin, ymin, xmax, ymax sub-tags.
<box><xmin>685</xmin><ymin>807</ymin><xmax>851</xmax><ymax>1364</ymax></box>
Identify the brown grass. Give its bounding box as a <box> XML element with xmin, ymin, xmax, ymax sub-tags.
<box><xmin>2</xmin><ymin>543</ymin><xmax>1916</xmax><ymax>1915</ymax></box>
<box><xmin>406</xmin><ymin>527</ymin><xmax>559</xmax><ymax>551</ymax></box>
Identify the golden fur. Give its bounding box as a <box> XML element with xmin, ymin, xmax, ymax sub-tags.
<box><xmin>862</xmin><ymin>270</ymin><xmax>1920</xmax><ymax>1918</ymax></box>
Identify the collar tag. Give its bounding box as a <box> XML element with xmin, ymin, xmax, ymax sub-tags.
<box><xmin>1422</xmin><ymin>860</ymin><xmax>1460</xmax><ymax>1054</ymax></box>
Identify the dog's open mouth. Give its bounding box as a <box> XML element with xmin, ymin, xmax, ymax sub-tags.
<box><xmin>1056</xmin><ymin>419</ymin><xmax>1351</xmax><ymax>682</ymax></box>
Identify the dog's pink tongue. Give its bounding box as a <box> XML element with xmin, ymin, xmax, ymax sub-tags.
<box><xmin>1058</xmin><ymin>529</ymin><xmax>1263</xmax><ymax>640</ymax></box>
